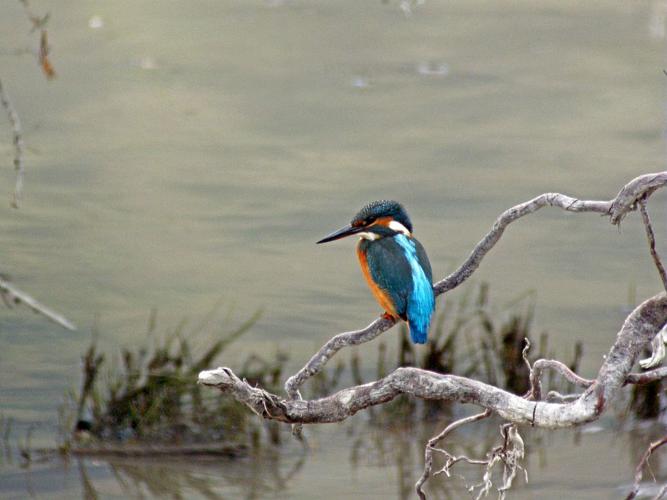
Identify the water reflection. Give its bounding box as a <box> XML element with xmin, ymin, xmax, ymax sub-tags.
<box><xmin>74</xmin><ymin>446</ymin><xmax>307</xmax><ymax>500</ymax></box>
<box><xmin>2</xmin><ymin>414</ymin><xmax>667</xmax><ymax>498</ymax></box>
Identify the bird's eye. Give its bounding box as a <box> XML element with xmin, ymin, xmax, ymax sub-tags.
<box><xmin>353</xmin><ymin>218</ymin><xmax>376</xmax><ymax>227</ymax></box>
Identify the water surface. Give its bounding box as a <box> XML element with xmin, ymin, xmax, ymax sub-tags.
<box><xmin>0</xmin><ymin>0</ymin><xmax>666</xmax><ymax>498</ymax></box>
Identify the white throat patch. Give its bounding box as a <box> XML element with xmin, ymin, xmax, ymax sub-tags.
<box><xmin>388</xmin><ymin>220</ymin><xmax>411</xmax><ymax>236</ymax></box>
<box><xmin>358</xmin><ymin>232</ymin><xmax>380</xmax><ymax>241</ymax></box>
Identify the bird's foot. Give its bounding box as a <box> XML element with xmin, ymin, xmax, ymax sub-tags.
<box><xmin>381</xmin><ymin>312</ymin><xmax>395</xmax><ymax>321</ymax></box>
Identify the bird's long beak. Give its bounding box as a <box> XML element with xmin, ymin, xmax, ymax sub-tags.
<box><xmin>316</xmin><ymin>224</ymin><xmax>363</xmax><ymax>244</ymax></box>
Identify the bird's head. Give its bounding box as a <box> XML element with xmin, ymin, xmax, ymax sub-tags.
<box><xmin>317</xmin><ymin>200</ymin><xmax>413</xmax><ymax>244</ymax></box>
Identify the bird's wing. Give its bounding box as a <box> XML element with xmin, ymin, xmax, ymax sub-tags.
<box><xmin>364</xmin><ymin>237</ymin><xmax>413</xmax><ymax>318</ymax></box>
<box><xmin>413</xmin><ymin>238</ymin><xmax>433</xmax><ymax>283</ymax></box>
<box><xmin>400</xmin><ymin>236</ymin><xmax>435</xmax><ymax>343</ymax></box>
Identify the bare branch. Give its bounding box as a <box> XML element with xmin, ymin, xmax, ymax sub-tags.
<box><xmin>626</xmin><ymin>435</ymin><xmax>667</xmax><ymax>500</ymax></box>
<box><xmin>639</xmin><ymin>199</ymin><xmax>667</xmax><ymax>292</ymax></box>
<box><xmin>610</xmin><ymin>172</ymin><xmax>667</xmax><ymax>225</ymax></box>
<box><xmin>626</xmin><ymin>366</ymin><xmax>667</xmax><ymax>385</ymax></box>
<box><xmin>200</xmin><ymin>171</ymin><xmax>667</xmax><ymax>496</ymax></box>
<box><xmin>0</xmin><ymin>78</ymin><xmax>25</xmax><ymax>209</ymax></box>
<box><xmin>284</xmin><ymin>315</ymin><xmax>396</xmax><ymax>435</ymax></box>
<box><xmin>201</xmin><ymin>294</ymin><xmax>667</xmax><ymax>496</ymax></box>
<box><xmin>285</xmin><ymin>172</ymin><xmax>667</xmax><ymax>404</ymax></box>
<box><xmin>429</xmin><ymin>422</ymin><xmax>527</xmax><ymax>500</ymax></box>
<box><xmin>0</xmin><ymin>276</ymin><xmax>76</xmax><ymax>330</ymax></box>
<box><xmin>530</xmin><ymin>359</ymin><xmax>594</xmax><ymax>401</ymax></box>
<box><xmin>521</xmin><ymin>338</ymin><xmax>532</xmax><ymax>379</ymax></box>
<box><xmin>544</xmin><ymin>391</ymin><xmax>580</xmax><ymax>403</ymax></box>
<box><xmin>639</xmin><ymin>322</ymin><xmax>667</xmax><ymax>369</ymax></box>
<box><xmin>200</xmin><ymin>293</ymin><xmax>667</xmax><ymax>428</ymax></box>
<box><xmin>433</xmin><ymin>192</ymin><xmax>610</xmax><ymax>296</ymax></box>
<box><xmin>415</xmin><ymin>409</ymin><xmax>491</xmax><ymax>500</ymax></box>
<box><xmin>284</xmin><ymin>315</ymin><xmax>395</xmax><ymax>400</ymax></box>
<box><xmin>437</xmin><ymin>171</ymin><xmax>667</xmax><ymax>295</ymax></box>
<box><xmin>488</xmin><ymin>424</ymin><xmax>526</xmax><ymax>499</ymax></box>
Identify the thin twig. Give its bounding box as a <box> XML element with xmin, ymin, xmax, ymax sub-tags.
<box><xmin>0</xmin><ymin>78</ymin><xmax>25</xmax><ymax>208</ymax></box>
<box><xmin>530</xmin><ymin>359</ymin><xmax>595</xmax><ymax>401</ymax></box>
<box><xmin>521</xmin><ymin>338</ymin><xmax>532</xmax><ymax>375</ymax></box>
<box><xmin>626</xmin><ymin>366</ymin><xmax>667</xmax><ymax>385</ymax></box>
<box><xmin>639</xmin><ymin>199</ymin><xmax>667</xmax><ymax>292</ymax></box>
<box><xmin>626</xmin><ymin>435</ymin><xmax>667</xmax><ymax>500</ymax></box>
<box><xmin>415</xmin><ymin>409</ymin><xmax>492</xmax><ymax>499</ymax></box>
<box><xmin>0</xmin><ymin>276</ymin><xmax>76</xmax><ymax>330</ymax></box>
<box><xmin>544</xmin><ymin>391</ymin><xmax>581</xmax><ymax>403</ymax></box>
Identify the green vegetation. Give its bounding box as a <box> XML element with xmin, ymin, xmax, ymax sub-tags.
<box><xmin>60</xmin><ymin>307</ymin><xmax>287</xmax><ymax>454</ymax></box>
<box><xmin>62</xmin><ymin>283</ymin><xmax>660</xmax><ymax>457</ymax></box>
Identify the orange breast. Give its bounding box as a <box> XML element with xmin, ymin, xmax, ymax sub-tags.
<box><xmin>356</xmin><ymin>244</ymin><xmax>398</xmax><ymax>318</ymax></box>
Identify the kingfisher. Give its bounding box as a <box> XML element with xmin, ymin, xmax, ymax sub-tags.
<box><xmin>317</xmin><ymin>200</ymin><xmax>435</xmax><ymax>344</ymax></box>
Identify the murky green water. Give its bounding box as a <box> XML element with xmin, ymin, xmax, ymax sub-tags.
<box><xmin>0</xmin><ymin>0</ymin><xmax>666</xmax><ymax>498</ymax></box>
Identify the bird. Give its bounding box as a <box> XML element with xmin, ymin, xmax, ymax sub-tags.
<box><xmin>317</xmin><ymin>200</ymin><xmax>435</xmax><ymax>344</ymax></box>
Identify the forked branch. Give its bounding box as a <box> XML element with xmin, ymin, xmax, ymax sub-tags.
<box><xmin>415</xmin><ymin>409</ymin><xmax>491</xmax><ymax>499</ymax></box>
<box><xmin>201</xmin><ymin>293</ymin><xmax>667</xmax><ymax>496</ymax></box>
<box><xmin>284</xmin><ymin>172</ymin><xmax>667</xmax><ymax>402</ymax></box>
<box><xmin>529</xmin><ymin>359</ymin><xmax>594</xmax><ymax>401</ymax></box>
<box><xmin>638</xmin><ymin>199</ymin><xmax>667</xmax><ymax>292</ymax></box>
<box><xmin>200</xmin><ymin>171</ymin><xmax>667</xmax><ymax>498</ymax></box>
<box><xmin>201</xmin><ymin>294</ymin><xmax>667</xmax><ymax>427</ymax></box>
<box><xmin>626</xmin><ymin>435</ymin><xmax>667</xmax><ymax>500</ymax></box>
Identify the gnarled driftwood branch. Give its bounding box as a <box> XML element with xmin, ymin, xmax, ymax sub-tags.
<box><xmin>284</xmin><ymin>172</ymin><xmax>667</xmax><ymax>403</ymax></box>
<box><xmin>201</xmin><ymin>294</ymin><xmax>667</xmax><ymax>427</ymax></box>
<box><xmin>199</xmin><ymin>171</ymin><xmax>667</xmax><ymax>497</ymax></box>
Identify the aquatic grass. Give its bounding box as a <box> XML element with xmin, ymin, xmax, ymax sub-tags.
<box><xmin>62</xmin><ymin>307</ymin><xmax>289</xmax><ymax>453</ymax></box>
<box><xmin>60</xmin><ymin>284</ymin><xmax>653</xmax><ymax>459</ymax></box>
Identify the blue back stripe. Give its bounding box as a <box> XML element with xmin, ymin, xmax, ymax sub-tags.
<box><xmin>394</xmin><ymin>234</ymin><xmax>435</xmax><ymax>343</ymax></box>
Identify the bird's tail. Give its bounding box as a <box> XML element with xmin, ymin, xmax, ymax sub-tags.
<box><xmin>408</xmin><ymin>319</ymin><xmax>428</xmax><ymax>344</ymax></box>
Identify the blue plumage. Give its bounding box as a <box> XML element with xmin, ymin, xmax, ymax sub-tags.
<box><xmin>317</xmin><ymin>200</ymin><xmax>437</xmax><ymax>344</ymax></box>
<box><xmin>394</xmin><ymin>234</ymin><xmax>435</xmax><ymax>343</ymax></box>
<box><xmin>360</xmin><ymin>234</ymin><xmax>435</xmax><ymax>343</ymax></box>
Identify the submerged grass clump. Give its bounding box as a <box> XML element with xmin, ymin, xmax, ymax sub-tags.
<box><xmin>61</xmin><ymin>307</ymin><xmax>289</xmax><ymax>453</ymax></box>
